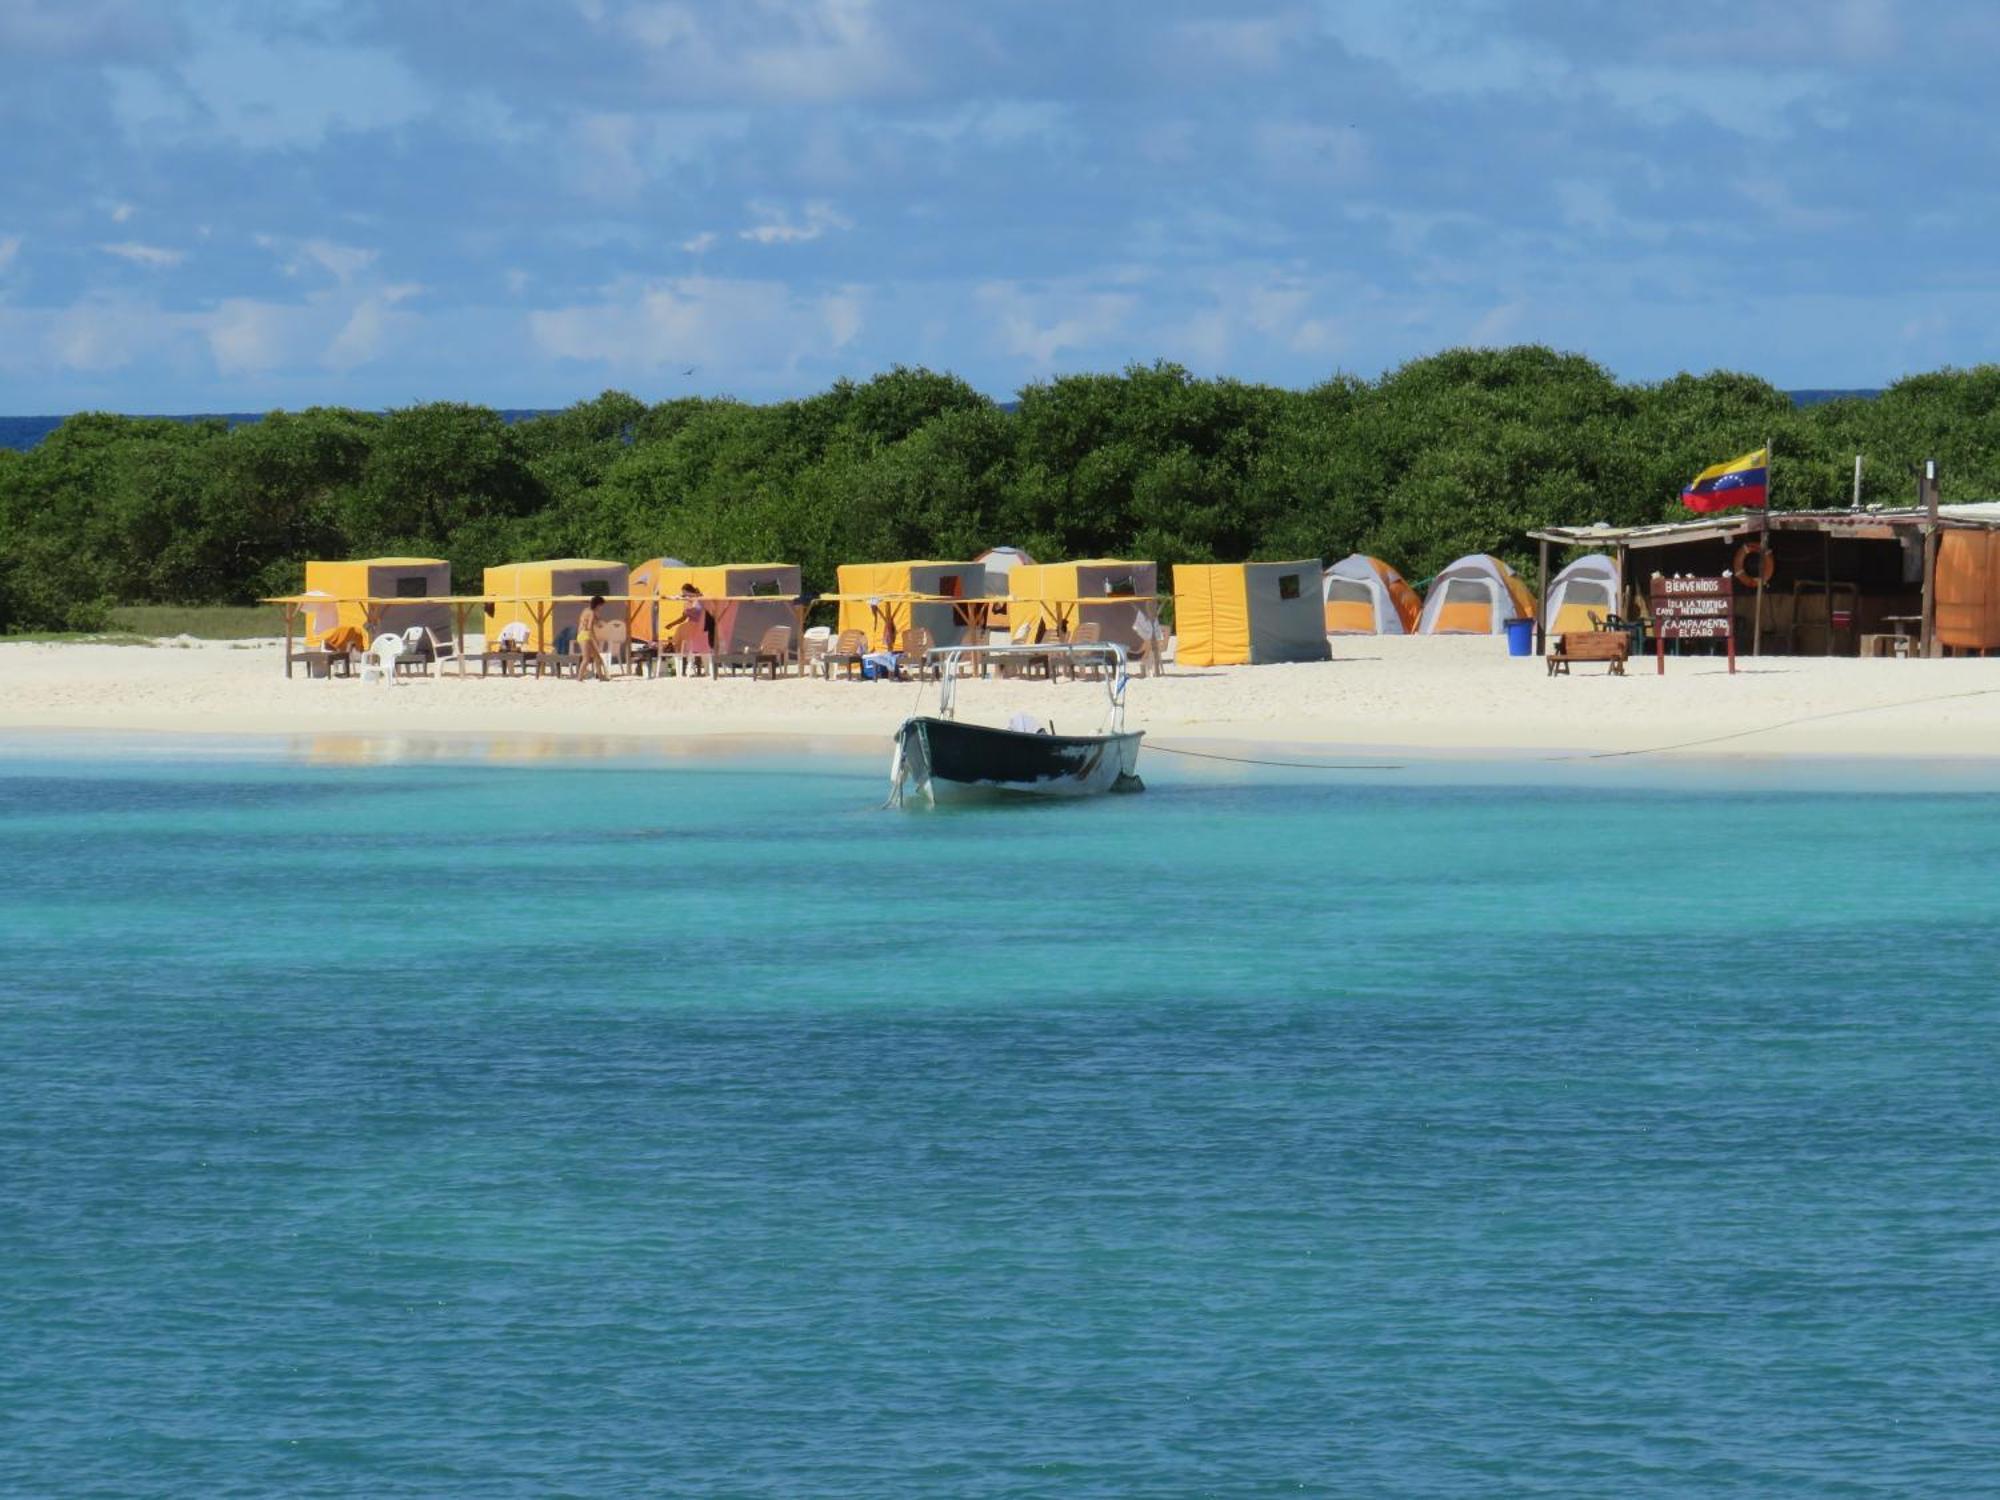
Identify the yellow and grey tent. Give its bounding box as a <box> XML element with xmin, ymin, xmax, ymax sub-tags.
<box><xmin>637</xmin><ymin>562</ymin><xmax>803</xmax><ymax>652</ymax></box>
<box><xmin>1415</xmin><ymin>554</ymin><xmax>1537</xmax><ymax>634</ymax></box>
<box><xmin>300</xmin><ymin>557</ymin><xmax>450</xmax><ymax>646</ymax></box>
<box><xmin>1172</xmin><ymin>561</ymin><xmax>1331</xmax><ymax>666</ymax></box>
<box><xmin>835</xmin><ymin>561</ymin><xmax>988</xmax><ymax>649</ymax></box>
<box><xmin>1007</xmin><ymin>560</ymin><xmax>1159</xmax><ymax>650</ymax></box>
<box><xmin>484</xmin><ymin>559</ymin><xmax>630</xmax><ymax>652</ymax></box>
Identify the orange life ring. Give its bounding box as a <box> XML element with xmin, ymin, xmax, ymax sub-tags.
<box><xmin>1733</xmin><ymin>542</ymin><xmax>1775</xmax><ymax>589</ymax></box>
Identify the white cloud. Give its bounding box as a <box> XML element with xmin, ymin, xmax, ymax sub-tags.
<box><xmin>1733</xmin><ymin>174</ymin><xmax>1850</xmax><ymax>233</ymax></box>
<box><xmin>976</xmin><ymin>279</ymin><xmax>1138</xmax><ymax>367</ymax></box>
<box><xmin>205</xmin><ymin>298</ymin><xmax>291</xmax><ymax>374</ymax></box>
<box><xmin>255</xmin><ymin>234</ymin><xmax>379</xmax><ymax>286</ymax></box>
<box><xmin>109</xmin><ymin>34</ymin><xmax>429</xmax><ymax>151</ymax></box>
<box><xmin>1169</xmin><ymin>14</ymin><xmax>1310</xmax><ymax>72</ymax></box>
<box><xmin>0</xmin><ymin>236</ymin><xmax>20</xmax><ymax>275</ymax></box>
<box><xmin>680</xmin><ymin>231</ymin><xmax>719</xmax><ymax>254</ymax></box>
<box><xmin>612</xmin><ymin>0</ymin><xmax>908</xmax><ymax>104</ymax></box>
<box><xmin>740</xmin><ymin>200</ymin><xmax>853</xmax><ymax>245</ymax></box>
<box><xmin>110</xmin><ymin>202</ymin><xmax>135</xmax><ymax>224</ymax></box>
<box><xmin>326</xmin><ymin>285</ymin><xmax>422</xmax><ymax>370</ymax></box>
<box><xmin>528</xmin><ymin>274</ymin><xmax>868</xmax><ymax>377</ymax></box>
<box><xmin>99</xmin><ymin>241</ymin><xmax>185</xmax><ymax>269</ymax></box>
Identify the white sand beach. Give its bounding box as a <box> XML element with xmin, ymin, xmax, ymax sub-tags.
<box><xmin>2</xmin><ymin>633</ymin><xmax>1998</xmax><ymax>759</ymax></box>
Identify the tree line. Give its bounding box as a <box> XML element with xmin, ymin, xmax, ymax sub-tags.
<box><xmin>4</xmin><ymin>345</ymin><xmax>1997</xmax><ymax>633</ymax></box>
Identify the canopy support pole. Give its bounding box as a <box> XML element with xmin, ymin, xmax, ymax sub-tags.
<box><xmin>1535</xmin><ymin>536</ymin><xmax>1550</xmax><ymax>655</ymax></box>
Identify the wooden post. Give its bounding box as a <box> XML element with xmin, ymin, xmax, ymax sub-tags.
<box><xmin>1823</xmin><ymin>532</ymin><xmax>1834</xmax><ymax>656</ymax></box>
<box><xmin>1752</xmin><ymin>435</ymin><xmax>1771</xmax><ymax>657</ymax></box>
<box><xmin>1750</xmin><ymin>523</ymin><xmax>1765</xmax><ymax>658</ymax></box>
<box><xmin>1535</xmin><ymin>535</ymin><xmax>1551</xmax><ymax>655</ymax></box>
<box><xmin>1920</xmin><ymin>457</ymin><xmax>1941</xmax><ymax>657</ymax></box>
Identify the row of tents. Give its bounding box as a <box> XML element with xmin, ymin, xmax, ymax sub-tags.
<box><xmin>1324</xmin><ymin>552</ymin><xmax>1618</xmax><ymax>638</ymax></box>
<box><xmin>295</xmin><ymin>549</ymin><xmax>1622</xmax><ymax>668</ymax></box>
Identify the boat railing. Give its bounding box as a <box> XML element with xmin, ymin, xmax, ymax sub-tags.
<box><xmin>927</xmin><ymin>643</ymin><xmax>1130</xmax><ymax>733</ymax></box>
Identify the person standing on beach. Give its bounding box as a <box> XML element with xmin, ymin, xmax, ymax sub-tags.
<box><xmin>576</xmin><ymin>594</ymin><xmax>610</xmax><ymax>682</ymax></box>
<box><xmin>664</xmin><ymin>582</ymin><xmax>708</xmax><ymax>675</ymax></box>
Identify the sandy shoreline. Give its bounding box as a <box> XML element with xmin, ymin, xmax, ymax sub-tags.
<box><xmin>3</xmin><ymin>634</ymin><xmax>1999</xmax><ymax>761</ymax></box>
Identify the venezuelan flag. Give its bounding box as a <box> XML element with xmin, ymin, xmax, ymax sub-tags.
<box><xmin>1681</xmin><ymin>447</ymin><xmax>1769</xmax><ymax>512</ymax></box>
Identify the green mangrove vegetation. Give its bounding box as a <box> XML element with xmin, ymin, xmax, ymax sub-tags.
<box><xmin>4</xmin><ymin>345</ymin><xmax>1997</xmax><ymax>634</ymax></box>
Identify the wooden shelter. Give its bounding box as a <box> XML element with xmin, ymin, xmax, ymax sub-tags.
<box><xmin>1528</xmin><ymin>503</ymin><xmax>2000</xmax><ymax>656</ymax></box>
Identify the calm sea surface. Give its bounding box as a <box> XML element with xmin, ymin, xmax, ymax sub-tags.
<box><xmin>5</xmin><ymin>740</ymin><xmax>2000</xmax><ymax>1497</ymax></box>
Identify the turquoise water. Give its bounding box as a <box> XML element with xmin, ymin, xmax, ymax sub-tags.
<box><xmin>6</xmin><ymin>741</ymin><xmax>2000</xmax><ymax>1496</ymax></box>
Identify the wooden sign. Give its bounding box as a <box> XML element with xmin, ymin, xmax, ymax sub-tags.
<box><xmin>1649</xmin><ymin>573</ymin><xmax>1736</xmax><ymax>674</ymax></box>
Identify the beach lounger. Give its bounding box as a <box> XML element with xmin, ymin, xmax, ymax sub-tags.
<box><xmin>898</xmin><ymin>625</ymin><xmax>938</xmax><ymax>681</ymax></box>
<box><xmin>822</xmin><ymin>628</ymin><xmax>867</xmax><ymax>680</ymax></box>
<box><xmin>719</xmin><ymin>624</ymin><xmax>793</xmax><ymax>679</ymax></box>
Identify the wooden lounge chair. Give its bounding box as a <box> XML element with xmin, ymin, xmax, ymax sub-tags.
<box><xmin>594</xmin><ymin>618</ymin><xmax>634</xmax><ymax>675</ymax></box>
<box><xmin>1065</xmin><ymin>621</ymin><xmax>1105</xmax><ymax>680</ymax></box>
<box><xmin>822</xmin><ymin>628</ymin><xmax>867</xmax><ymax>679</ymax></box>
<box><xmin>898</xmin><ymin>625</ymin><xmax>937</xmax><ymax>680</ymax></box>
<box><xmin>720</xmin><ymin>624</ymin><xmax>794</xmax><ymax>678</ymax></box>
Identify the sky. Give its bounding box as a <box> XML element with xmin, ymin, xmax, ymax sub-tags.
<box><xmin>0</xmin><ymin>0</ymin><xmax>1995</xmax><ymax>412</ymax></box>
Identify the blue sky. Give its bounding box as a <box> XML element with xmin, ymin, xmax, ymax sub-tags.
<box><xmin>0</xmin><ymin>0</ymin><xmax>1993</xmax><ymax>411</ymax></box>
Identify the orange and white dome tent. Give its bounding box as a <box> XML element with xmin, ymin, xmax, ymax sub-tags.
<box><xmin>1414</xmin><ymin>553</ymin><xmax>1537</xmax><ymax>634</ymax></box>
<box><xmin>1322</xmin><ymin>554</ymin><xmax>1421</xmax><ymax>635</ymax></box>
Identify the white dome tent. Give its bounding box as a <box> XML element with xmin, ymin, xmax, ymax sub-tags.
<box><xmin>1544</xmin><ymin>554</ymin><xmax>1621</xmax><ymax>635</ymax></box>
<box><xmin>1414</xmin><ymin>553</ymin><xmax>1536</xmax><ymax>635</ymax></box>
<box><xmin>1322</xmin><ymin>554</ymin><xmax>1420</xmax><ymax>635</ymax></box>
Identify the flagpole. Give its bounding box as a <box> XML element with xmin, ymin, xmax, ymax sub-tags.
<box><xmin>1751</xmin><ymin>433</ymin><xmax>1771</xmax><ymax>657</ymax></box>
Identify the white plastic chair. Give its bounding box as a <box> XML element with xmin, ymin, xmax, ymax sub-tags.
<box><xmin>359</xmin><ymin>632</ymin><xmax>404</xmax><ymax>685</ymax></box>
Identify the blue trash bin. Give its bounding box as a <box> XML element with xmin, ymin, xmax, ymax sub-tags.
<box><xmin>1504</xmin><ymin>617</ymin><xmax>1534</xmax><ymax>657</ymax></box>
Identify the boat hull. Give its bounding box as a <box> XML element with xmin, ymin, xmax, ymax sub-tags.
<box><xmin>894</xmin><ymin>716</ymin><xmax>1144</xmax><ymax>803</ymax></box>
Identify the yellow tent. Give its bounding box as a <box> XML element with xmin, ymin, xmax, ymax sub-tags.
<box><xmin>1173</xmin><ymin>562</ymin><xmax>1331</xmax><ymax>666</ymax></box>
<box><xmin>484</xmin><ymin>559</ymin><xmax>630</xmax><ymax>652</ymax></box>
<box><xmin>835</xmin><ymin>561</ymin><xmax>988</xmax><ymax>649</ymax></box>
<box><xmin>301</xmin><ymin>557</ymin><xmax>450</xmax><ymax>646</ymax></box>
<box><xmin>1008</xmin><ymin>560</ymin><xmax>1159</xmax><ymax>649</ymax></box>
<box><xmin>626</xmin><ymin>556</ymin><xmax>689</xmax><ymax>640</ymax></box>
<box><xmin>637</xmin><ymin>562</ymin><xmax>803</xmax><ymax>652</ymax></box>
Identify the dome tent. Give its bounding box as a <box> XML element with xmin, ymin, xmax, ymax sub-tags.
<box><xmin>1322</xmin><ymin>554</ymin><xmax>1421</xmax><ymax>635</ymax></box>
<box><xmin>1415</xmin><ymin>554</ymin><xmax>1537</xmax><ymax>635</ymax></box>
<box><xmin>1545</xmin><ymin>554</ymin><xmax>1621</xmax><ymax>635</ymax></box>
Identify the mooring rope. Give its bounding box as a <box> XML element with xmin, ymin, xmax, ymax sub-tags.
<box><xmin>1144</xmin><ymin>684</ymin><xmax>2000</xmax><ymax>772</ymax></box>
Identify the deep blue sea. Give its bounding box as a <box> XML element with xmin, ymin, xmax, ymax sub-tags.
<box><xmin>5</xmin><ymin>740</ymin><xmax>1999</xmax><ymax>1497</ymax></box>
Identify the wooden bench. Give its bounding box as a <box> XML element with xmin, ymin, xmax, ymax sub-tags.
<box><xmin>1547</xmin><ymin>630</ymin><xmax>1629</xmax><ymax>675</ymax></box>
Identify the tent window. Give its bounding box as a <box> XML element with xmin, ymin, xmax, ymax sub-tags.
<box><xmin>750</xmin><ymin>580</ymin><xmax>782</xmax><ymax>597</ymax></box>
<box><xmin>1103</xmin><ymin>574</ymin><xmax>1136</xmax><ymax>597</ymax></box>
<box><xmin>395</xmin><ymin>577</ymin><xmax>429</xmax><ymax>598</ymax></box>
<box><xmin>1278</xmin><ymin>574</ymin><xmax>1301</xmax><ymax>599</ymax></box>
<box><xmin>1327</xmin><ymin>579</ymin><xmax>1373</xmax><ymax>605</ymax></box>
<box><xmin>1570</xmin><ymin>581</ymin><xmax>1613</xmax><ymax>606</ymax></box>
<box><xmin>581</xmin><ymin>578</ymin><xmax>610</xmax><ymax>595</ymax></box>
